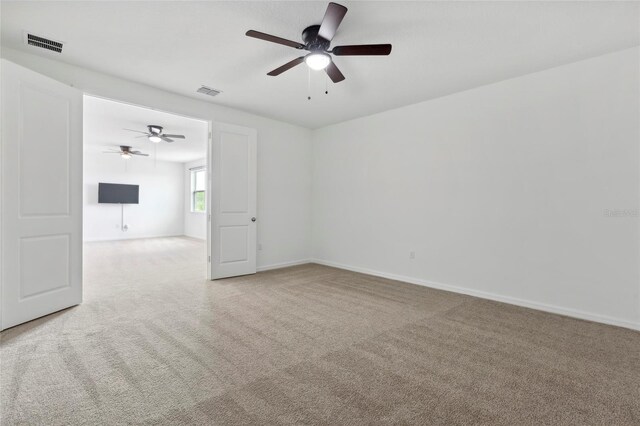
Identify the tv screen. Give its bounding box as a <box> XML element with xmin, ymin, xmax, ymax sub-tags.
<box><xmin>98</xmin><ymin>183</ymin><xmax>139</xmax><ymax>204</ymax></box>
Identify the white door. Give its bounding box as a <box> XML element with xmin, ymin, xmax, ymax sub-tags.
<box><xmin>1</xmin><ymin>59</ymin><xmax>83</xmax><ymax>330</ymax></box>
<box><xmin>209</xmin><ymin>123</ymin><xmax>257</xmax><ymax>279</ymax></box>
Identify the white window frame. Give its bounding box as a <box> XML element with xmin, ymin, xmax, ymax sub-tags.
<box><xmin>190</xmin><ymin>167</ymin><xmax>206</xmax><ymax>213</ymax></box>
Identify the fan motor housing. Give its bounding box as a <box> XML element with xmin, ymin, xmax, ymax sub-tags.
<box><xmin>148</xmin><ymin>125</ymin><xmax>163</xmax><ymax>134</ymax></box>
<box><xmin>302</xmin><ymin>25</ymin><xmax>330</xmax><ymax>51</ymax></box>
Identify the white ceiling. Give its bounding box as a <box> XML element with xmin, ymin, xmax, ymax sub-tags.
<box><xmin>84</xmin><ymin>95</ymin><xmax>208</xmax><ymax>163</ymax></box>
<box><xmin>2</xmin><ymin>1</ymin><xmax>639</xmax><ymax>129</ymax></box>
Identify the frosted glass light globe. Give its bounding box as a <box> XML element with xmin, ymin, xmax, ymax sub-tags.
<box><xmin>305</xmin><ymin>53</ymin><xmax>331</xmax><ymax>70</ymax></box>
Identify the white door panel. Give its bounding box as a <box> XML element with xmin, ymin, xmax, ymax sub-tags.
<box><xmin>210</xmin><ymin>123</ymin><xmax>257</xmax><ymax>279</ymax></box>
<box><xmin>1</xmin><ymin>59</ymin><xmax>83</xmax><ymax>330</ymax></box>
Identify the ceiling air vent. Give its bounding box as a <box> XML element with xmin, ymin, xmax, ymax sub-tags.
<box><xmin>196</xmin><ymin>86</ymin><xmax>222</xmax><ymax>97</ymax></box>
<box><xmin>24</xmin><ymin>32</ymin><xmax>63</xmax><ymax>53</ymax></box>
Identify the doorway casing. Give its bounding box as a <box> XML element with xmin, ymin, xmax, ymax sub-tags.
<box><xmin>0</xmin><ymin>58</ymin><xmax>258</xmax><ymax>330</ymax></box>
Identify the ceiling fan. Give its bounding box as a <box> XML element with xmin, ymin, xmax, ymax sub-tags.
<box><xmin>124</xmin><ymin>125</ymin><xmax>186</xmax><ymax>143</ymax></box>
<box><xmin>246</xmin><ymin>2</ymin><xmax>392</xmax><ymax>83</ymax></box>
<box><xmin>103</xmin><ymin>145</ymin><xmax>149</xmax><ymax>160</ymax></box>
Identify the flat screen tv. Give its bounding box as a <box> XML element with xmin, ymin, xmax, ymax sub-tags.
<box><xmin>98</xmin><ymin>183</ymin><xmax>139</xmax><ymax>204</ymax></box>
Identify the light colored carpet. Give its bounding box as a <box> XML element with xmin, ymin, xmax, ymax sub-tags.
<box><xmin>1</xmin><ymin>237</ymin><xmax>638</xmax><ymax>425</ymax></box>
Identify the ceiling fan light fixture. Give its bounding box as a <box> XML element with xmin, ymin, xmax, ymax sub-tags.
<box><xmin>305</xmin><ymin>52</ymin><xmax>331</xmax><ymax>71</ymax></box>
<box><xmin>247</xmin><ymin>3</ymin><xmax>391</xmax><ymax>82</ymax></box>
<box><xmin>148</xmin><ymin>135</ymin><xmax>162</xmax><ymax>143</ymax></box>
<box><xmin>121</xmin><ymin>152</ymin><xmax>132</xmax><ymax>160</ymax></box>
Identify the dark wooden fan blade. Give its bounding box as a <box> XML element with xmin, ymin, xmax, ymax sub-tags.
<box><xmin>318</xmin><ymin>2</ymin><xmax>348</xmax><ymax>41</ymax></box>
<box><xmin>161</xmin><ymin>136</ymin><xmax>174</xmax><ymax>143</ymax></box>
<box><xmin>332</xmin><ymin>44</ymin><xmax>392</xmax><ymax>56</ymax></box>
<box><xmin>123</xmin><ymin>128</ymin><xmax>148</xmax><ymax>134</ymax></box>
<box><xmin>325</xmin><ymin>61</ymin><xmax>345</xmax><ymax>83</ymax></box>
<box><xmin>132</xmin><ymin>152</ymin><xmax>149</xmax><ymax>156</ymax></box>
<box><xmin>162</xmin><ymin>134</ymin><xmax>185</xmax><ymax>139</ymax></box>
<box><xmin>267</xmin><ymin>57</ymin><xmax>305</xmax><ymax>76</ymax></box>
<box><xmin>102</xmin><ymin>151</ymin><xmax>121</xmax><ymax>154</ymax></box>
<box><xmin>246</xmin><ymin>30</ymin><xmax>304</xmax><ymax>49</ymax></box>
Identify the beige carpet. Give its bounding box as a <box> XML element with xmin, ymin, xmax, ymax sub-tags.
<box><xmin>1</xmin><ymin>237</ymin><xmax>638</xmax><ymax>425</ymax></box>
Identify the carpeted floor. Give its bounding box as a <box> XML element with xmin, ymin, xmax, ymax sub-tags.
<box><xmin>1</xmin><ymin>237</ymin><xmax>639</xmax><ymax>425</ymax></box>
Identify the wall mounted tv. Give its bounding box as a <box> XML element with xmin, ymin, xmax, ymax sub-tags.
<box><xmin>98</xmin><ymin>183</ymin><xmax>139</xmax><ymax>204</ymax></box>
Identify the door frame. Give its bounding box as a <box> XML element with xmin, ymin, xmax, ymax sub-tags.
<box><xmin>81</xmin><ymin>94</ymin><xmax>215</xmax><ymax>279</ymax></box>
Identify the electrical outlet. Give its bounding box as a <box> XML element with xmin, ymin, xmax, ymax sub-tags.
<box><xmin>409</xmin><ymin>251</ymin><xmax>415</xmax><ymax>259</ymax></box>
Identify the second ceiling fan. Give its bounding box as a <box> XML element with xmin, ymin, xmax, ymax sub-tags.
<box><xmin>246</xmin><ymin>2</ymin><xmax>392</xmax><ymax>83</ymax></box>
<box><xmin>124</xmin><ymin>125</ymin><xmax>186</xmax><ymax>143</ymax></box>
<box><xmin>103</xmin><ymin>145</ymin><xmax>149</xmax><ymax>160</ymax></box>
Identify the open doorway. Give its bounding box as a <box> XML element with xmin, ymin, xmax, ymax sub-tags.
<box><xmin>82</xmin><ymin>96</ymin><xmax>210</xmax><ymax>294</ymax></box>
<box><xmin>0</xmin><ymin>60</ymin><xmax>257</xmax><ymax>331</ymax></box>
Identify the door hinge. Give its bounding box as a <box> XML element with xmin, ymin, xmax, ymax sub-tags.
<box><xmin>208</xmin><ymin>214</ymin><xmax>211</xmax><ymax>222</ymax></box>
<box><xmin>208</xmin><ymin>255</ymin><xmax>211</xmax><ymax>263</ymax></box>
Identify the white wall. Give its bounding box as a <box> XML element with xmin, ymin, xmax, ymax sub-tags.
<box><xmin>184</xmin><ymin>158</ymin><xmax>207</xmax><ymax>240</ymax></box>
<box><xmin>1</xmin><ymin>47</ymin><xmax>313</xmax><ymax>269</ymax></box>
<box><xmin>312</xmin><ymin>47</ymin><xmax>640</xmax><ymax>330</ymax></box>
<box><xmin>84</xmin><ymin>151</ymin><xmax>184</xmax><ymax>241</ymax></box>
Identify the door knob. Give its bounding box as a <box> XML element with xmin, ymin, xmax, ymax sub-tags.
<box><xmin>251</xmin><ymin>217</ymin><xmax>256</xmax><ymax>222</ymax></box>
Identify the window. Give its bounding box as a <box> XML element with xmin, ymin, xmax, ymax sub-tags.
<box><xmin>191</xmin><ymin>168</ymin><xmax>206</xmax><ymax>213</ymax></box>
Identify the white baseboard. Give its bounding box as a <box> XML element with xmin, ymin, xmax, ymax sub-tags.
<box><xmin>257</xmin><ymin>259</ymin><xmax>312</xmax><ymax>272</ymax></box>
<box><xmin>83</xmin><ymin>234</ymin><xmax>185</xmax><ymax>243</ymax></box>
<box><xmin>311</xmin><ymin>258</ymin><xmax>640</xmax><ymax>332</ymax></box>
<box><xmin>181</xmin><ymin>235</ymin><xmax>206</xmax><ymax>241</ymax></box>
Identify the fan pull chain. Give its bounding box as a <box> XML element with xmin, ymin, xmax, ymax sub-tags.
<box><xmin>154</xmin><ymin>144</ymin><xmax>157</xmax><ymax>169</ymax></box>
<box><xmin>307</xmin><ymin>67</ymin><xmax>311</xmax><ymax>100</ymax></box>
<box><xmin>325</xmin><ymin>72</ymin><xmax>328</xmax><ymax>95</ymax></box>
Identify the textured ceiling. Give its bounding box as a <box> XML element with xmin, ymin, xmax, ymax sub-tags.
<box><xmin>2</xmin><ymin>1</ymin><xmax>639</xmax><ymax>128</ymax></box>
<box><xmin>84</xmin><ymin>96</ymin><xmax>208</xmax><ymax>163</ymax></box>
